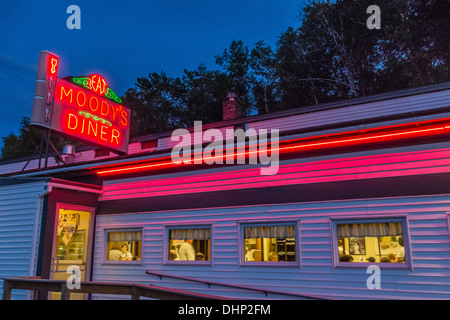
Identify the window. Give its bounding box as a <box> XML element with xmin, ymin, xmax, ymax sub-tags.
<box><xmin>333</xmin><ymin>218</ymin><xmax>408</xmax><ymax>265</ymax></box>
<box><xmin>141</xmin><ymin>139</ymin><xmax>158</xmax><ymax>150</ymax></box>
<box><xmin>95</xmin><ymin>149</ymin><xmax>110</xmax><ymax>158</ymax></box>
<box><xmin>241</xmin><ymin>223</ymin><xmax>297</xmax><ymax>264</ymax></box>
<box><xmin>105</xmin><ymin>229</ymin><xmax>142</xmax><ymax>262</ymax></box>
<box><xmin>167</xmin><ymin>227</ymin><xmax>211</xmax><ymax>263</ymax></box>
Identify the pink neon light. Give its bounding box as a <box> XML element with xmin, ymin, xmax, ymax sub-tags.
<box><xmin>100</xmin><ymin>154</ymin><xmax>450</xmax><ymax>200</ymax></box>
<box><xmin>95</xmin><ymin>118</ymin><xmax>450</xmax><ymax>176</ymax></box>
<box><xmin>99</xmin><ymin>147</ymin><xmax>450</xmax><ymax>201</ymax></box>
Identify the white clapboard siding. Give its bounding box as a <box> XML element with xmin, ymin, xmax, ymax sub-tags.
<box><xmin>0</xmin><ymin>181</ymin><xmax>47</xmax><ymax>300</ymax></box>
<box><xmin>92</xmin><ymin>194</ymin><xmax>450</xmax><ymax>300</ymax></box>
<box><xmin>248</xmin><ymin>89</ymin><xmax>450</xmax><ymax>132</ymax></box>
<box><xmin>157</xmin><ymin>125</ymin><xmax>235</xmax><ymax>150</ymax></box>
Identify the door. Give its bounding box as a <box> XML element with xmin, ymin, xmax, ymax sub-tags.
<box><xmin>50</xmin><ymin>204</ymin><xmax>94</xmax><ymax>300</ymax></box>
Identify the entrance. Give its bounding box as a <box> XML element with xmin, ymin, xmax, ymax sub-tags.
<box><xmin>50</xmin><ymin>204</ymin><xmax>94</xmax><ymax>300</ymax></box>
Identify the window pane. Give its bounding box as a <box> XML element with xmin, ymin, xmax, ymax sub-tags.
<box><xmin>106</xmin><ymin>231</ymin><xmax>142</xmax><ymax>261</ymax></box>
<box><xmin>337</xmin><ymin>222</ymin><xmax>405</xmax><ymax>263</ymax></box>
<box><xmin>168</xmin><ymin>228</ymin><xmax>210</xmax><ymax>261</ymax></box>
<box><xmin>244</xmin><ymin>226</ymin><xmax>296</xmax><ymax>262</ymax></box>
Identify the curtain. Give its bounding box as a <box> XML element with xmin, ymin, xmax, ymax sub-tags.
<box><xmin>169</xmin><ymin>228</ymin><xmax>210</xmax><ymax>240</ymax></box>
<box><xmin>108</xmin><ymin>231</ymin><xmax>142</xmax><ymax>242</ymax></box>
<box><xmin>337</xmin><ymin>222</ymin><xmax>402</xmax><ymax>238</ymax></box>
<box><xmin>244</xmin><ymin>225</ymin><xmax>295</xmax><ymax>239</ymax></box>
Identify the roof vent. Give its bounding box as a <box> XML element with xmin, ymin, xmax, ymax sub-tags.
<box><xmin>62</xmin><ymin>144</ymin><xmax>75</xmax><ymax>164</ymax></box>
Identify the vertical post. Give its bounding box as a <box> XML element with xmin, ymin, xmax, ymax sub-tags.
<box><xmin>38</xmin><ymin>131</ymin><xmax>44</xmax><ymax>169</ymax></box>
<box><xmin>60</xmin><ymin>282</ymin><xmax>71</xmax><ymax>300</ymax></box>
<box><xmin>131</xmin><ymin>286</ymin><xmax>140</xmax><ymax>300</ymax></box>
<box><xmin>2</xmin><ymin>279</ymin><xmax>12</xmax><ymax>300</ymax></box>
<box><xmin>44</xmin><ymin>129</ymin><xmax>51</xmax><ymax>168</ymax></box>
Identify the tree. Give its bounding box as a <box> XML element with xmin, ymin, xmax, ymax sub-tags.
<box><xmin>123</xmin><ymin>72</ymin><xmax>187</xmax><ymax>137</ymax></box>
<box><xmin>182</xmin><ymin>65</ymin><xmax>232</xmax><ymax>125</ymax></box>
<box><xmin>274</xmin><ymin>0</ymin><xmax>449</xmax><ymax>110</ymax></box>
<box><xmin>375</xmin><ymin>0</ymin><xmax>449</xmax><ymax>88</ymax></box>
<box><xmin>1</xmin><ymin>117</ymin><xmax>41</xmax><ymax>160</ymax></box>
<box><xmin>275</xmin><ymin>0</ymin><xmax>387</xmax><ymax>110</ymax></box>
<box><xmin>215</xmin><ymin>40</ymin><xmax>254</xmax><ymax>116</ymax></box>
<box><xmin>249</xmin><ymin>41</ymin><xmax>280</xmax><ymax>114</ymax></box>
<box><xmin>1</xmin><ymin>117</ymin><xmax>82</xmax><ymax>160</ymax></box>
<box><xmin>1</xmin><ymin>132</ymin><xmax>20</xmax><ymax>160</ymax></box>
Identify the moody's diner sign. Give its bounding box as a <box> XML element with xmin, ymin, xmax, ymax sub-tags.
<box><xmin>30</xmin><ymin>51</ymin><xmax>130</xmax><ymax>155</ymax></box>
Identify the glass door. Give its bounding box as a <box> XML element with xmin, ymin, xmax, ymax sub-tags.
<box><xmin>50</xmin><ymin>205</ymin><xmax>93</xmax><ymax>300</ymax></box>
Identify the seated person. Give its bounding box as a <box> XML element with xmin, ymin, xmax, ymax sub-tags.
<box><xmin>178</xmin><ymin>240</ymin><xmax>195</xmax><ymax>261</ymax></box>
<box><xmin>120</xmin><ymin>244</ymin><xmax>133</xmax><ymax>261</ymax></box>
<box><xmin>339</xmin><ymin>255</ymin><xmax>354</xmax><ymax>262</ymax></box>
<box><xmin>109</xmin><ymin>244</ymin><xmax>122</xmax><ymax>261</ymax></box>
<box><xmin>268</xmin><ymin>252</ymin><xmax>278</xmax><ymax>262</ymax></box>
<box><xmin>195</xmin><ymin>253</ymin><xmax>205</xmax><ymax>261</ymax></box>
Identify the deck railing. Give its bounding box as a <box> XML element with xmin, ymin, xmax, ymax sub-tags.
<box><xmin>2</xmin><ymin>276</ymin><xmax>225</xmax><ymax>300</ymax></box>
<box><xmin>146</xmin><ymin>270</ymin><xmax>329</xmax><ymax>300</ymax></box>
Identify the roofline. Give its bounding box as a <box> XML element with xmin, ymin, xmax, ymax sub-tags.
<box><xmin>1</xmin><ymin>81</ymin><xmax>449</xmax><ymax>169</ymax></box>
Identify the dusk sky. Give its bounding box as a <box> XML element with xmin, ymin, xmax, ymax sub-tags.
<box><xmin>0</xmin><ymin>0</ymin><xmax>304</xmax><ymax>142</ymax></box>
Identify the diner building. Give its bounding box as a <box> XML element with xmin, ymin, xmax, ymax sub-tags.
<box><xmin>1</xmin><ymin>82</ymin><xmax>450</xmax><ymax>299</ymax></box>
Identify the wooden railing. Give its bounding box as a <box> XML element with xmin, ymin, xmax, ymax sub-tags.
<box><xmin>146</xmin><ymin>270</ymin><xmax>329</xmax><ymax>300</ymax></box>
<box><xmin>2</xmin><ymin>276</ymin><xmax>225</xmax><ymax>300</ymax></box>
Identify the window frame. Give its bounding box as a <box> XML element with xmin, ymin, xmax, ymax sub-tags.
<box><xmin>164</xmin><ymin>224</ymin><xmax>213</xmax><ymax>266</ymax></box>
<box><xmin>238</xmin><ymin>219</ymin><xmax>300</xmax><ymax>267</ymax></box>
<box><xmin>141</xmin><ymin>139</ymin><xmax>158</xmax><ymax>150</ymax></box>
<box><xmin>94</xmin><ymin>149</ymin><xmax>110</xmax><ymax>158</ymax></box>
<box><xmin>330</xmin><ymin>215</ymin><xmax>412</xmax><ymax>269</ymax></box>
<box><xmin>102</xmin><ymin>227</ymin><xmax>143</xmax><ymax>265</ymax></box>
<box><xmin>447</xmin><ymin>213</ymin><xmax>450</xmax><ymax>241</ymax></box>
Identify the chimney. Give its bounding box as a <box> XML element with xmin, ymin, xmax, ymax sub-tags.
<box><xmin>223</xmin><ymin>92</ymin><xmax>241</xmax><ymax>121</ymax></box>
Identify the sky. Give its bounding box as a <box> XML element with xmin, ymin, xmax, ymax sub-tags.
<box><xmin>0</xmin><ymin>0</ymin><xmax>304</xmax><ymax>142</ymax></box>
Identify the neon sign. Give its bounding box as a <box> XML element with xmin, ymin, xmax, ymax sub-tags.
<box><xmin>30</xmin><ymin>51</ymin><xmax>130</xmax><ymax>154</ymax></box>
<box><xmin>48</xmin><ymin>55</ymin><xmax>59</xmax><ymax>76</ymax></box>
<box><xmin>31</xmin><ymin>51</ymin><xmax>60</xmax><ymax>128</ymax></box>
<box><xmin>51</xmin><ymin>77</ymin><xmax>130</xmax><ymax>153</ymax></box>
<box><xmin>71</xmin><ymin>74</ymin><xmax>122</xmax><ymax>103</ymax></box>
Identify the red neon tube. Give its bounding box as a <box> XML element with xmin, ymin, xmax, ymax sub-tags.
<box><xmin>94</xmin><ymin>117</ymin><xmax>450</xmax><ymax>176</ymax></box>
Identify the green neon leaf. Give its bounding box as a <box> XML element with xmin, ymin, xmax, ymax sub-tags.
<box><xmin>105</xmin><ymin>87</ymin><xmax>122</xmax><ymax>103</ymax></box>
<box><xmin>72</xmin><ymin>76</ymin><xmax>122</xmax><ymax>104</ymax></box>
<box><xmin>72</xmin><ymin>77</ymin><xmax>92</xmax><ymax>90</ymax></box>
<box><xmin>78</xmin><ymin>111</ymin><xmax>113</xmax><ymax>126</ymax></box>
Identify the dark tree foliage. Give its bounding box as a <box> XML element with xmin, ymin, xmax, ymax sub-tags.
<box><xmin>123</xmin><ymin>72</ymin><xmax>187</xmax><ymax>137</ymax></box>
<box><xmin>182</xmin><ymin>65</ymin><xmax>233</xmax><ymax>125</ymax></box>
<box><xmin>275</xmin><ymin>0</ymin><xmax>449</xmax><ymax>110</ymax></box>
<box><xmin>1</xmin><ymin>117</ymin><xmax>82</xmax><ymax>160</ymax></box>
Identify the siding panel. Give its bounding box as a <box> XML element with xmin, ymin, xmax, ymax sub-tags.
<box><xmin>100</xmin><ymin>145</ymin><xmax>450</xmax><ymax>201</ymax></box>
<box><xmin>93</xmin><ymin>194</ymin><xmax>450</xmax><ymax>299</ymax></box>
<box><xmin>0</xmin><ymin>181</ymin><xmax>47</xmax><ymax>300</ymax></box>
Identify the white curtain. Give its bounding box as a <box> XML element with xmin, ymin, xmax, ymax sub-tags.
<box><xmin>169</xmin><ymin>228</ymin><xmax>210</xmax><ymax>240</ymax></box>
<box><xmin>244</xmin><ymin>225</ymin><xmax>295</xmax><ymax>239</ymax></box>
<box><xmin>108</xmin><ymin>231</ymin><xmax>142</xmax><ymax>242</ymax></box>
<box><xmin>337</xmin><ymin>222</ymin><xmax>402</xmax><ymax>238</ymax></box>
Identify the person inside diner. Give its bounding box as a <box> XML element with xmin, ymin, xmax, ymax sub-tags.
<box><xmin>109</xmin><ymin>243</ymin><xmax>122</xmax><ymax>261</ymax></box>
<box><xmin>120</xmin><ymin>244</ymin><xmax>133</xmax><ymax>261</ymax></box>
<box><xmin>268</xmin><ymin>252</ymin><xmax>279</xmax><ymax>262</ymax></box>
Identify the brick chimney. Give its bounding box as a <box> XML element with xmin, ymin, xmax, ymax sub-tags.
<box><xmin>223</xmin><ymin>92</ymin><xmax>241</xmax><ymax>121</ymax></box>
